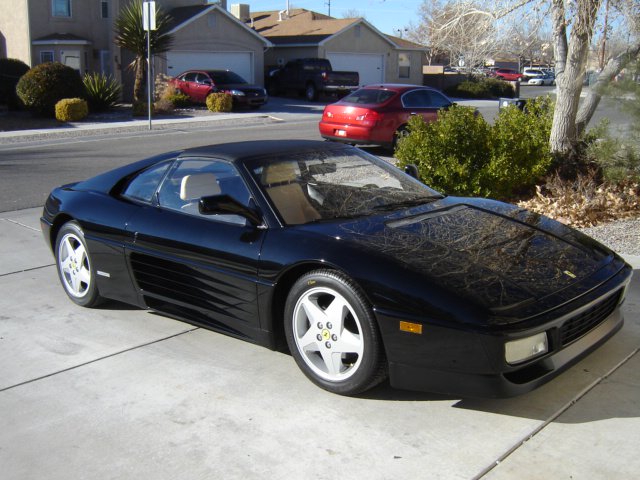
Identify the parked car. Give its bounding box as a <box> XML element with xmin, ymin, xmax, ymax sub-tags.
<box><xmin>41</xmin><ymin>140</ymin><xmax>633</xmax><ymax>397</ymax></box>
<box><xmin>319</xmin><ymin>84</ymin><xmax>454</xmax><ymax>149</ymax></box>
<box><xmin>266</xmin><ymin>58</ymin><xmax>359</xmax><ymax>101</ymax></box>
<box><xmin>528</xmin><ymin>73</ymin><xmax>555</xmax><ymax>86</ymax></box>
<box><xmin>169</xmin><ymin>70</ymin><xmax>268</xmax><ymax>109</ymax></box>
<box><xmin>522</xmin><ymin>68</ymin><xmax>555</xmax><ymax>85</ymax></box>
<box><xmin>490</xmin><ymin>68</ymin><xmax>524</xmax><ymax>81</ymax></box>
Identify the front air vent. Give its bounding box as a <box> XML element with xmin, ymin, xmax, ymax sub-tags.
<box><xmin>559</xmin><ymin>291</ymin><xmax>621</xmax><ymax>346</ymax></box>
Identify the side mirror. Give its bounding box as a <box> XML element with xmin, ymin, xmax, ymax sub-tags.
<box><xmin>404</xmin><ymin>164</ymin><xmax>420</xmax><ymax>180</ymax></box>
<box><xmin>199</xmin><ymin>194</ymin><xmax>263</xmax><ymax>227</ymax></box>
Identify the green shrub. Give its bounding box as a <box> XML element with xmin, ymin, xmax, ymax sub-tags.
<box><xmin>396</xmin><ymin>105</ymin><xmax>493</xmax><ymax>196</ymax></box>
<box><xmin>396</xmin><ymin>97</ymin><xmax>555</xmax><ymax>199</ymax></box>
<box><xmin>55</xmin><ymin>98</ymin><xmax>89</xmax><ymax>121</ymax></box>
<box><xmin>585</xmin><ymin>119</ymin><xmax>640</xmax><ymax>183</ymax></box>
<box><xmin>16</xmin><ymin>62</ymin><xmax>85</xmax><ymax>116</ymax></box>
<box><xmin>83</xmin><ymin>72</ymin><xmax>121</xmax><ymax>112</ymax></box>
<box><xmin>488</xmin><ymin>95</ymin><xmax>554</xmax><ymax>197</ymax></box>
<box><xmin>166</xmin><ymin>92</ymin><xmax>191</xmax><ymax>108</ymax></box>
<box><xmin>206</xmin><ymin>92</ymin><xmax>232</xmax><ymax>112</ymax></box>
<box><xmin>0</xmin><ymin>58</ymin><xmax>30</xmax><ymax>110</ymax></box>
<box><xmin>445</xmin><ymin>77</ymin><xmax>515</xmax><ymax>99</ymax></box>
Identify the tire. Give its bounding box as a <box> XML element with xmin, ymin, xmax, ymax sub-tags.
<box><xmin>284</xmin><ymin>269</ymin><xmax>387</xmax><ymax>395</ymax></box>
<box><xmin>55</xmin><ymin>221</ymin><xmax>102</xmax><ymax>307</ymax></box>
<box><xmin>305</xmin><ymin>83</ymin><xmax>318</xmax><ymax>102</ymax></box>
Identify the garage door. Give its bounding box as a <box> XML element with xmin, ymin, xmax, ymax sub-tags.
<box><xmin>167</xmin><ymin>51</ymin><xmax>253</xmax><ymax>82</ymax></box>
<box><xmin>326</xmin><ymin>53</ymin><xmax>384</xmax><ymax>87</ymax></box>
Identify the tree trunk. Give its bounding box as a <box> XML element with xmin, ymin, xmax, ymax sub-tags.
<box><xmin>133</xmin><ymin>56</ymin><xmax>146</xmax><ymax>104</ymax></box>
<box><xmin>576</xmin><ymin>41</ymin><xmax>640</xmax><ymax>136</ymax></box>
<box><xmin>549</xmin><ymin>0</ymin><xmax>602</xmax><ymax>157</ymax></box>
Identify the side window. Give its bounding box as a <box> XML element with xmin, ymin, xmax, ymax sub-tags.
<box><xmin>157</xmin><ymin>159</ymin><xmax>252</xmax><ymax>225</ymax></box>
<box><xmin>402</xmin><ymin>90</ymin><xmax>430</xmax><ymax>108</ymax></box>
<box><xmin>122</xmin><ymin>162</ymin><xmax>172</xmax><ymax>203</ymax></box>
<box><xmin>196</xmin><ymin>73</ymin><xmax>210</xmax><ymax>84</ymax></box>
<box><xmin>426</xmin><ymin>90</ymin><xmax>452</xmax><ymax>108</ymax></box>
<box><xmin>184</xmin><ymin>72</ymin><xmax>197</xmax><ymax>82</ymax></box>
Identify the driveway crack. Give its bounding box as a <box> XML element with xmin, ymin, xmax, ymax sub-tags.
<box><xmin>473</xmin><ymin>347</ymin><xmax>640</xmax><ymax>479</ymax></box>
<box><xmin>0</xmin><ymin>327</ymin><xmax>200</xmax><ymax>393</ymax></box>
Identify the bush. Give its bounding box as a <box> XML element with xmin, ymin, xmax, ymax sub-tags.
<box><xmin>584</xmin><ymin>120</ymin><xmax>640</xmax><ymax>183</ymax></box>
<box><xmin>396</xmin><ymin>96</ymin><xmax>555</xmax><ymax>199</ymax></box>
<box><xmin>83</xmin><ymin>72</ymin><xmax>121</xmax><ymax>112</ymax></box>
<box><xmin>0</xmin><ymin>58</ymin><xmax>30</xmax><ymax>110</ymax></box>
<box><xmin>166</xmin><ymin>92</ymin><xmax>191</xmax><ymax>108</ymax></box>
<box><xmin>132</xmin><ymin>101</ymin><xmax>154</xmax><ymax>117</ymax></box>
<box><xmin>488</xmin><ymin>95</ymin><xmax>554</xmax><ymax>197</ymax></box>
<box><xmin>445</xmin><ymin>77</ymin><xmax>515</xmax><ymax>99</ymax></box>
<box><xmin>16</xmin><ymin>62</ymin><xmax>85</xmax><ymax>116</ymax></box>
<box><xmin>206</xmin><ymin>92</ymin><xmax>232</xmax><ymax>112</ymax></box>
<box><xmin>154</xmin><ymin>98</ymin><xmax>174</xmax><ymax>114</ymax></box>
<box><xmin>396</xmin><ymin>105</ymin><xmax>493</xmax><ymax>196</ymax></box>
<box><xmin>55</xmin><ymin>98</ymin><xmax>89</xmax><ymax>121</ymax></box>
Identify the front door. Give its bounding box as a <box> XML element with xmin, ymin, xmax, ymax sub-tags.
<box><xmin>124</xmin><ymin>158</ymin><xmax>266</xmax><ymax>339</ymax></box>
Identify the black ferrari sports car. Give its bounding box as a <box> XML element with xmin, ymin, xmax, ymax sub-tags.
<box><xmin>41</xmin><ymin>140</ymin><xmax>633</xmax><ymax>397</ymax></box>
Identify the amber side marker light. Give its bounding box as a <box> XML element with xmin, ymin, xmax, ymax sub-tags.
<box><xmin>399</xmin><ymin>321</ymin><xmax>423</xmax><ymax>334</ymax></box>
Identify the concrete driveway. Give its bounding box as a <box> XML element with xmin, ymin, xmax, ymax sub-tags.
<box><xmin>1</xmin><ymin>208</ymin><xmax>638</xmax><ymax>479</ymax></box>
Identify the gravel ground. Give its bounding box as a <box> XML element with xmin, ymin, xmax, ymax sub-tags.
<box><xmin>579</xmin><ymin>217</ymin><xmax>640</xmax><ymax>256</ymax></box>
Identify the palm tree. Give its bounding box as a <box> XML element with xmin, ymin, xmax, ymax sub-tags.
<box><xmin>114</xmin><ymin>0</ymin><xmax>174</xmax><ymax>103</ymax></box>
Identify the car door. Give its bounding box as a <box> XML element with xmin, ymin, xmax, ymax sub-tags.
<box><xmin>123</xmin><ymin>157</ymin><xmax>267</xmax><ymax>339</ymax></box>
<box><xmin>193</xmin><ymin>72</ymin><xmax>214</xmax><ymax>102</ymax></box>
<box><xmin>178</xmin><ymin>72</ymin><xmax>198</xmax><ymax>99</ymax></box>
<box><xmin>401</xmin><ymin>89</ymin><xmax>448</xmax><ymax>125</ymax></box>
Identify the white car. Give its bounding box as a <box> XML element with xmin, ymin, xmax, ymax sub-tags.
<box><xmin>528</xmin><ymin>73</ymin><xmax>555</xmax><ymax>86</ymax></box>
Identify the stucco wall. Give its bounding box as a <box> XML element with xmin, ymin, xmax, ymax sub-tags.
<box><xmin>386</xmin><ymin>49</ymin><xmax>424</xmax><ymax>86</ymax></box>
<box><xmin>0</xmin><ymin>0</ymin><xmax>31</xmax><ymax>63</ymax></box>
<box><xmin>321</xmin><ymin>24</ymin><xmax>390</xmax><ymax>56</ymax></box>
<box><xmin>157</xmin><ymin>10</ymin><xmax>266</xmax><ymax>84</ymax></box>
<box><xmin>263</xmin><ymin>46</ymin><xmax>319</xmax><ymax>70</ymax></box>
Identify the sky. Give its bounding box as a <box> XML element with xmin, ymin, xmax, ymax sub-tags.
<box><xmin>243</xmin><ymin>0</ymin><xmax>424</xmax><ymax>36</ymax></box>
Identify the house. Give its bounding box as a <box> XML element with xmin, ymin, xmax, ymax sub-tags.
<box><xmin>161</xmin><ymin>3</ymin><xmax>271</xmax><ymax>85</ymax></box>
<box><xmin>0</xmin><ymin>0</ymin><xmax>269</xmax><ymax>100</ymax></box>
<box><xmin>243</xmin><ymin>8</ymin><xmax>426</xmax><ymax>87</ymax></box>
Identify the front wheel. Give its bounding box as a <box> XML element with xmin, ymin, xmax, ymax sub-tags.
<box><xmin>55</xmin><ymin>221</ymin><xmax>102</xmax><ymax>307</ymax></box>
<box><xmin>284</xmin><ymin>270</ymin><xmax>387</xmax><ymax>395</ymax></box>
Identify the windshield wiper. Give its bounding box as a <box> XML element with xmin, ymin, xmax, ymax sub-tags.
<box><xmin>371</xmin><ymin>196</ymin><xmax>442</xmax><ymax>211</ymax></box>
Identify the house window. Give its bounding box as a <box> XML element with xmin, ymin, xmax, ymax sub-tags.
<box><xmin>398</xmin><ymin>53</ymin><xmax>410</xmax><ymax>78</ymax></box>
<box><xmin>101</xmin><ymin>0</ymin><xmax>109</xmax><ymax>18</ymax></box>
<box><xmin>52</xmin><ymin>0</ymin><xmax>71</xmax><ymax>17</ymax></box>
<box><xmin>40</xmin><ymin>51</ymin><xmax>55</xmax><ymax>63</ymax></box>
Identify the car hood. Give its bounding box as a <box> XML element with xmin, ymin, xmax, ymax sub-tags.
<box><xmin>331</xmin><ymin>200</ymin><xmax>617</xmax><ymax>320</ymax></box>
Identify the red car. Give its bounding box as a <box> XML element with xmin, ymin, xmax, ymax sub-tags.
<box><xmin>169</xmin><ymin>70</ymin><xmax>268</xmax><ymax>109</ymax></box>
<box><xmin>319</xmin><ymin>84</ymin><xmax>454</xmax><ymax>148</ymax></box>
<box><xmin>491</xmin><ymin>69</ymin><xmax>523</xmax><ymax>81</ymax></box>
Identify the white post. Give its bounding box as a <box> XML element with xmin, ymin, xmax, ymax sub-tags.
<box><xmin>143</xmin><ymin>1</ymin><xmax>156</xmax><ymax>130</ymax></box>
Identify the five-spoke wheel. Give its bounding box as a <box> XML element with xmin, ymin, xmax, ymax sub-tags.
<box><xmin>285</xmin><ymin>270</ymin><xmax>387</xmax><ymax>395</ymax></box>
<box><xmin>55</xmin><ymin>221</ymin><xmax>102</xmax><ymax>307</ymax></box>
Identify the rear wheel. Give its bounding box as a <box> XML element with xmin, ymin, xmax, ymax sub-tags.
<box><xmin>284</xmin><ymin>269</ymin><xmax>387</xmax><ymax>395</ymax></box>
<box><xmin>55</xmin><ymin>221</ymin><xmax>102</xmax><ymax>307</ymax></box>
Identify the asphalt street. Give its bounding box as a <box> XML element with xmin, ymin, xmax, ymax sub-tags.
<box><xmin>1</xmin><ymin>93</ymin><xmax>639</xmax><ymax>479</ymax></box>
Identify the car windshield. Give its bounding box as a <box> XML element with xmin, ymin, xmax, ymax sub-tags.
<box><xmin>207</xmin><ymin>71</ymin><xmax>247</xmax><ymax>84</ymax></box>
<box><xmin>341</xmin><ymin>88</ymin><xmax>396</xmax><ymax>105</ymax></box>
<box><xmin>249</xmin><ymin>148</ymin><xmax>442</xmax><ymax>225</ymax></box>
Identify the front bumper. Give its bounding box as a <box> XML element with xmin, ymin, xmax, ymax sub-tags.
<box><xmin>376</xmin><ymin>266</ymin><xmax>632</xmax><ymax>398</ymax></box>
